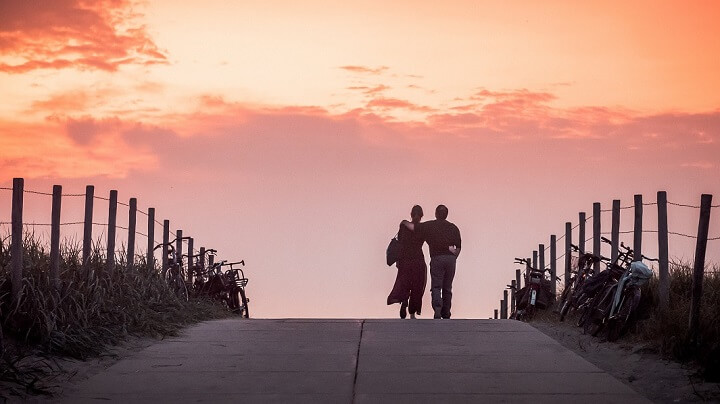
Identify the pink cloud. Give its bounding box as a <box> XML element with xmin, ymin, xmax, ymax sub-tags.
<box><xmin>0</xmin><ymin>0</ymin><xmax>166</xmax><ymax>73</ymax></box>
<box><xmin>5</xmin><ymin>86</ymin><xmax>720</xmax><ymax>186</ymax></box>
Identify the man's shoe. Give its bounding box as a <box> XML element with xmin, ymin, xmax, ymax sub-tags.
<box><xmin>400</xmin><ymin>301</ymin><xmax>408</xmax><ymax>319</ymax></box>
<box><xmin>433</xmin><ymin>309</ymin><xmax>441</xmax><ymax>319</ymax></box>
<box><xmin>410</xmin><ymin>313</ymin><xmax>416</xmax><ymax>319</ymax></box>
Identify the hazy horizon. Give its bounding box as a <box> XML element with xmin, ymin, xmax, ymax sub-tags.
<box><xmin>2</xmin><ymin>0</ymin><xmax>720</xmax><ymax>318</ymax></box>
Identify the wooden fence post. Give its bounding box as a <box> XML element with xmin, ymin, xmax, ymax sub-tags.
<box><xmin>501</xmin><ymin>290</ymin><xmax>508</xmax><ymax>319</ymax></box>
<box><xmin>593</xmin><ymin>203</ymin><xmax>601</xmax><ymax>272</ymax></box>
<box><xmin>106</xmin><ymin>190</ymin><xmax>118</xmax><ymax>273</ymax></box>
<box><xmin>147</xmin><ymin>208</ymin><xmax>155</xmax><ymax>270</ymax></box>
<box><xmin>634</xmin><ymin>194</ymin><xmax>643</xmax><ymax>261</ymax></box>
<box><xmin>176</xmin><ymin>230</ymin><xmax>183</xmax><ymax>276</ymax></box>
<box><xmin>50</xmin><ymin>185</ymin><xmax>62</xmax><ymax>292</ymax></box>
<box><xmin>539</xmin><ymin>244</ymin><xmax>545</xmax><ymax>270</ymax></box>
<box><xmin>187</xmin><ymin>237</ymin><xmax>194</xmax><ymax>283</ymax></box>
<box><xmin>532</xmin><ymin>250</ymin><xmax>538</xmax><ymax>270</ymax></box>
<box><xmin>11</xmin><ymin>178</ymin><xmax>24</xmax><ymax>304</ymax></box>
<box><xmin>199</xmin><ymin>247</ymin><xmax>206</xmax><ymax>272</ymax></box>
<box><xmin>657</xmin><ymin>191</ymin><xmax>669</xmax><ymax>311</ymax></box>
<box><xmin>611</xmin><ymin>199</ymin><xmax>621</xmax><ymax>262</ymax></box>
<box><xmin>494</xmin><ymin>309</ymin><xmax>498</xmax><ymax>319</ymax></box>
<box><xmin>82</xmin><ymin>185</ymin><xmax>94</xmax><ymax>269</ymax></box>
<box><xmin>689</xmin><ymin>194</ymin><xmax>712</xmax><ymax>345</ymax></box>
<box><xmin>127</xmin><ymin>198</ymin><xmax>137</xmax><ymax>270</ymax></box>
<box><xmin>565</xmin><ymin>222</ymin><xmax>572</xmax><ymax>290</ymax></box>
<box><xmin>550</xmin><ymin>235</ymin><xmax>557</xmax><ymax>296</ymax></box>
<box><xmin>515</xmin><ymin>269</ymin><xmax>521</xmax><ymax>291</ymax></box>
<box><xmin>510</xmin><ymin>280</ymin><xmax>516</xmax><ymax>314</ymax></box>
<box><xmin>526</xmin><ymin>257</ymin><xmax>531</xmax><ymax>284</ymax></box>
<box><xmin>579</xmin><ymin>212</ymin><xmax>586</xmax><ymax>253</ymax></box>
<box><xmin>162</xmin><ymin>220</ymin><xmax>170</xmax><ymax>278</ymax></box>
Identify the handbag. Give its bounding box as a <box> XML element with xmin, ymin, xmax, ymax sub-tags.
<box><xmin>386</xmin><ymin>234</ymin><xmax>400</xmax><ymax>266</ymax></box>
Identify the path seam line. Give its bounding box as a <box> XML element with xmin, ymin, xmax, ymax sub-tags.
<box><xmin>351</xmin><ymin>319</ymin><xmax>365</xmax><ymax>404</ymax></box>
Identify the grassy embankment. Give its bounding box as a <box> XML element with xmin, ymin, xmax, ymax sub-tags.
<box><xmin>550</xmin><ymin>261</ymin><xmax>720</xmax><ymax>381</ymax></box>
<box><xmin>0</xmin><ymin>232</ymin><xmax>231</xmax><ymax>397</ymax></box>
<box><xmin>637</xmin><ymin>261</ymin><xmax>719</xmax><ymax>381</ymax></box>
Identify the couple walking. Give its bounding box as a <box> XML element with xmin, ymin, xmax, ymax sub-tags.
<box><xmin>387</xmin><ymin>204</ymin><xmax>462</xmax><ymax>319</ymax></box>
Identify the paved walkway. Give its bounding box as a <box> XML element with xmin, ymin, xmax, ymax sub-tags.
<box><xmin>57</xmin><ymin>319</ymin><xmax>649</xmax><ymax>403</ymax></box>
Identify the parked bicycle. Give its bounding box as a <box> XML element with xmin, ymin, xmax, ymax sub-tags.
<box><xmin>576</xmin><ymin>239</ymin><xmax>632</xmax><ymax>333</ymax></box>
<box><xmin>153</xmin><ymin>241</ymin><xmax>189</xmax><ymax>302</ymax></box>
<box><xmin>605</xmin><ymin>257</ymin><xmax>655</xmax><ymax>341</ymax></box>
<box><xmin>558</xmin><ymin>245</ymin><xmax>600</xmax><ymax>321</ymax></box>
<box><xmin>577</xmin><ymin>239</ymin><xmax>654</xmax><ymax>339</ymax></box>
<box><xmin>218</xmin><ymin>260</ymin><xmax>250</xmax><ymax>318</ymax></box>
<box><xmin>511</xmin><ymin>257</ymin><xmax>554</xmax><ymax>321</ymax></box>
<box><xmin>190</xmin><ymin>249</ymin><xmax>233</xmax><ymax>304</ymax></box>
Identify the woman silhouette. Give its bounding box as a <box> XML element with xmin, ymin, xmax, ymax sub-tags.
<box><xmin>387</xmin><ymin>205</ymin><xmax>427</xmax><ymax>318</ymax></box>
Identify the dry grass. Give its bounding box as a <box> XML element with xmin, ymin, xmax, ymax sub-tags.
<box><xmin>636</xmin><ymin>261</ymin><xmax>720</xmax><ymax>381</ymax></box>
<box><xmin>0</xmin><ymin>232</ymin><xmax>231</xmax><ymax>398</ymax></box>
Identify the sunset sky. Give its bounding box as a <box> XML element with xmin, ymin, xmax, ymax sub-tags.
<box><xmin>1</xmin><ymin>0</ymin><xmax>719</xmax><ymax>318</ymax></box>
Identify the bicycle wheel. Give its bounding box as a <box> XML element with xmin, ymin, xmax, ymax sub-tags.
<box><xmin>239</xmin><ymin>288</ymin><xmax>249</xmax><ymax>318</ymax></box>
<box><xmin>175</xmin><ymin>277</ymin><xmax>189</xmax><ymax>302</ymax></box>
<box><xmin>228</xmin><ymin>290</ymin><xmax>240</xmax><ymax>313</ymax></box>
<box><xmin>587</xmin><ymin>286</ymin><xmax>616</xmax><ymax>336</ymax></box>
<box><xmin>607</xmin><ymin>292</ymin><xmax>635</xmax><ymax>342</ymax></box>
<box><xmin>525</xmin><ymin>304</ymin><xmax>535</xmax><ymax>321</ymax></box>
<box><xmin>559</xmin><ymin>299</ymin><xmax>571</xmax><ymax>322</ymax></box>
<box><xmin>558</xmin><ymin>287</ymin><xmax>572</xmax><ymax>320</ymax></box>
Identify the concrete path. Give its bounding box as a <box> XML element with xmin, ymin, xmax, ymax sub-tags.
<box><xmin>57</xmin><ymin>319</ymin><xmax>649</xmax><ymax>403</ymax></box>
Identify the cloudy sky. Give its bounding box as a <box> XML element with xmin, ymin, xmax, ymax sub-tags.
<box><xmin>1</xmin><ymin>0</ymin><xmax>719</xmax><ymax>318</ymax></box>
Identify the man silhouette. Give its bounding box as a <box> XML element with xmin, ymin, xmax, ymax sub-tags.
<box><xmin>402</xmin><ymin>204</ymin><xmax>461</xmax><ymax>319</ymax></box>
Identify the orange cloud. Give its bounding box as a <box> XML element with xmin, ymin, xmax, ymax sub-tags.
<box><xmin>347</xmin><ymin>84</ymin><xmax>390</xmax><ymax>96</ymax></box>
<box><xmin>0</xmin><ymin>0</ymin><xmax>166</xmax><ymax>73</ymax></box>
<box><xmin>0</xmin><ymin>117</ymin><xmax>157</xmax><ymax>181</ymax></box>
<box><xmin>339</xmin><ymin>65</ymin><xmax>389</xmax><ymax>75</ymax></box>
<box><xmin>366</xmin><ymin>97</ymin><xmax>434</xmax><ymax>113</ymax></box>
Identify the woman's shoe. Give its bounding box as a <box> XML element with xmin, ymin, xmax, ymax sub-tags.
<box><xmin>400</xmin><ymin>301</ymin><xmax>408</xmax><ymax>319</ymax></box>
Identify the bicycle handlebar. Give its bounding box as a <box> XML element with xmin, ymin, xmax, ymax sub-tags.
<box><xmin>220</xmin><ymin>260</ymin><xmax>246</xmax><ymax>268</ymax></box>
<box><xmin>641</xmin><ymin>255</ymin><xmax>659</xmax><ymax>262</ymax></box>
<box><xmin>153</xmin><ymin>242</ymin><xmax>175</xmax><ymax>252</ymax></box>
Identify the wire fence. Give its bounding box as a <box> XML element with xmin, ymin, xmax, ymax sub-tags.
<box><xmin>499</xmin><ymin>192</ymin><xmax>718</xmax><ymax>320</ymax></box>
<box><xmin>0</xmin><ymin>181</ymin><xmax>211</xmax><ymax>266</ymax></box>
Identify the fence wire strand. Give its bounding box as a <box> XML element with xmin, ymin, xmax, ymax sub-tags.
<box><xmin>23</xmin><ymin>189</ymin><xmax>53</xmax><ymax>196</ymax></box>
